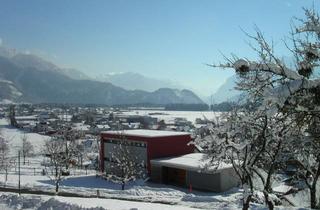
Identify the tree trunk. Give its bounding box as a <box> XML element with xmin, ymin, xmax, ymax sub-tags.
<box><xmin>55</xmin><ymin>182</ymin><xmax>59</xmax><ymax>194</ymax></box>
<box><xmin>5</xmin><ymin>168</ymin><xmax>8</xmax><ymax>182</ymax></box>
<box><xmin>121</xmin><ymin>181</ymin><xmax>125</xmax><ymax>190</ymax></box>
<box><xmin>242</xmin><ymin>195</ymin><xmax>252</xmax><ymax>210</ymax></box>
<box><xmin>310</xmin><ymin>187</ymin><xmax>317</xmax><ymax>209</ymax></box>
<box><xmin>23</xmin><ymin>155</ymin><xmax>26</xmax><ymax>165</ymax></box>
<box><xmin>263</xmin><ymin>190</ymin><xmax>274</xmax><ymax>210</ymax></box>
<box><xmin>310</xmin><ymin>160</ymin><xmax>320</xmax><ymax>209</ymax></box>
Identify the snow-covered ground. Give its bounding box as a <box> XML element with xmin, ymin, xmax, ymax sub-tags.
<box><xmin>0</xmin><ymin>118</ymin><xmax>50</xmax><ymax>155</ymax></box>
<box><xmin>0</xmin><ymin>192</ymin><xmax>311</xmax><ymax>210</ymax></box>
<box><xmin>0</xmin><ymin>173</ymin><xmax>244</xmax><ymax>209</ymax></box>
<box><xmin>0</xmin><ymin>117</ymin><xmax>244</xmax><ymax>210</ymax></box>
<box><xmin>0</xmin><ymin>117</ymin><xmax>314</xmax><ymax>210</ymax></box>
<box><xmin>122</xmin><ymin>110</ymin><xmax>221</xmax><ymax>124</ymax></box>
<box><xmin>0</xmin><ymin>192</ymin><xmax>200</xmax><ymax>210</ymax></box>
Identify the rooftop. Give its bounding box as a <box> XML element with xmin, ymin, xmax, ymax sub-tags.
<box><xmin>101</xmin><ymin>129</ymin><xmax>190</xmax><ymax>138</ymax></box>
<box><xmin>151</xmin><ymin>153</ymin><xmax>232</xmax><ymax>172</ymax></box>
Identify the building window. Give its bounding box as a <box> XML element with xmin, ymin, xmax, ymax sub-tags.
<box><xmin>105</xmin><ymin>138</ymin><xmax>147</xmax><ymax>148</ymax></box>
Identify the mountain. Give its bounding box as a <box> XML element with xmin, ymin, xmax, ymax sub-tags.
<box><xmin>210</xmin><ymin>75</ymin><xmax>241</xmax><ymax>103</ymax></box>
<box><xmin>0</xmin><ymin>79</ymin><xmax>22</xmax><ymax>102</ymax></box>
<box><xmin>11</xmin><ymin>53</ymin><xmax>62</xmax><ymax>73</ymax></box>
<box><xmin>0</xmin><ymin>47</ymin><xmax>204</xmax><ymax>105</ymax></box>
<box><xmin>142</xmin><ymin>88</ymin><xmax>203</xmax><ymax>104</ymax></box>
<box><xmin>97</xmin><ymin>72</ymin><xmax>182</xmax><ymax>92</ymax></box>
<box><xmin>0</xmin><ymin>47</ymin><xmax>17</xmax><ymax>58</ymax></box>
<box><xmin>62</xmin><ymin>68</ymin><xmax>91</xmax><ymax>80</ymax></box>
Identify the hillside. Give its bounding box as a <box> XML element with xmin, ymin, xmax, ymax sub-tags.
<box><xmin>0</xmin><ymin>48</ymin><xmax>204</xmax><ymax>105</ymax></box>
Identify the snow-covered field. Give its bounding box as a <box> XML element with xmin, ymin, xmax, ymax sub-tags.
<box><xmin>0</xmin><ymin>173</ymin><xmax>244</xmax><ymax>209</ymax></box>
<box><xmin>0</xmin><ymin>192</ymin><xmax>200</xmax><ymax>210</ymax></box>
<box><xmin>123</xmin><ymin>110</ymin><xmax>221</xmax><ymax>124</ymax></box>
<box><xmin>0</xmin><ymin>191</ymin><xmax>311</xmax><ymax>210</ymax></box>
<box><xmin>0</xmin><ymin>118</ymin><xmax>50</xmax><ymax>155</ymax></box>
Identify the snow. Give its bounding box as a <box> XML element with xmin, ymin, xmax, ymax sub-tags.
<box><xmin>15</xmin><ymin>115</ymin><xmax>38</xmax><ymax>121</ymax></box>
<box><xmin>0</xmin><ymin>99</ymin><xmax>14</xmax><ymax>104</ymax></box>
<box><xmin>57</xmin><ymin>114</ymin><xmax>72</xmax><ymax>121</ymax></box>
<box><xmin>151</xmin><ymin>153</ymin><xmax>232</xmax><ymax>172</ymax></box>
<box><xmin>0</xmin><ymin>119</ymin><xmax>51</xmax><ymax>155</ymax></box>
<box><xmin>273</xmin><ymin>185</ymin><xmax>293</xmax><ymax>194</ymax></box>
<box><xmin>102</xmin><ymin>129</ymin><xmax>190</xmax><ymax>138</ymax></box>
<box><xmin>0</xmin><ymin>191</ymin><xmax>310</xmax><ymax>210</ymax></box>
<box><xmin>0</xmin><ymin>173</ymin><xmax>245</xmax><ymax>209</ymax></box>
<box><xmin>73</xmin><ymin>123</ymin><xmax>90</xmax><ymax>131</ymax></box>
<box><xmin>97</xmin><ymin>124</ymin><xmax>110</xmax><ymax>129</ymax></box>
<box><xmin>121</xmin><ymin>110</ymin><xmax>221</xmax><ymax>124</ymax></box>
<box><xmin>0</xmin><ymin>115</ymin><xmax>314</xmax><ymax>210</ymax></box>
<box><xmin>0</xmin><ymin>192</ymin><xmax>201</xmax><ymax>210</ymax></box>
<box><xmin>56</xmin><ymin>196</ymin><xmax>200</xmax><ymax>210</ymax></box>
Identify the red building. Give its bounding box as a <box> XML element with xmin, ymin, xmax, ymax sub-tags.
<box><xmin>100</xmin><ymin>129</ymin><xmax>194</xmax><ymax>174</ymax></box>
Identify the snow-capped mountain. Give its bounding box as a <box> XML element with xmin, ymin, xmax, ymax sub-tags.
<box><xmin>210</xmin><ymin>75</ymin><xmax>241</xmax><ymax>103</ymax></box>
<box><xmin>0</xmin><ymin>46</ymin><xmax>204</xmax><ymax>105</ymax></box>
<box><xmin>97</xmin><ymin>72</ymin><xmax>182</xmax><ymax>92</ymax></box>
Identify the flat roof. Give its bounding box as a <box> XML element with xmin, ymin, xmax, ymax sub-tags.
<box><xmin>151</xmin><ymin>153</ymin><xmax>232</xmax><ymax>173</ymax></box>
<box><xmin>101</xmin><ymin>129</ymin><xmax>190</xmax><ymax>138</ymax></box>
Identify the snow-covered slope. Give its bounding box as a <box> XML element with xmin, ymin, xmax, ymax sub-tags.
<box><xmin>0</xmin><ymin>119</ymin><xmax>50</xmax><ymax>155</ymax></box>
<box><xmin>97</xmin><ymin>72</ymin><xmax>182</xmax><ymax>92</ymax></box>
<box><xmin>211</xmin><ymin>75</ymin><xmax>241</xmax><ymax>103</ymax></box>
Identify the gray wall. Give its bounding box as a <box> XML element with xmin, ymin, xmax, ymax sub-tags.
<box><xmin>150</xmin><ymin>164</ymin><xmax>240</xmax><ymax>192</ymax></box>
<box><xmin>186</xmin><ymin>171</ymin><xmax>221</xmax><ymax>192</ymax></box>
<box><xmin>219</xmin><ymin>167</ymin><xmax>240</xmax><ymax>192</ymax></box>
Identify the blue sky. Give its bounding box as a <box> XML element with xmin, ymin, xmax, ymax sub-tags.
<box><xmin>0</xmin><ymin>0</ymin><xmax>318</xmax><ymax>96</ymax></box>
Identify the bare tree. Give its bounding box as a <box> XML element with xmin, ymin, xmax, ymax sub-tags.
<box><xmin>56</xmin><ymin>127</ymin><xmax>79</xmax><ymax>171</ymax></box>
<box><xmin>106</xmin><ymin>134</ymin><xmax>146</xmax><ymax>190</ymax></box>
<box><xmin>0</xmin><ymin>133</ymin><xmax>11</xmax><ymax>184</ymax></box>
<box><xmin>21</xmin><ymin>133</ymin><xmax>34</xmax><ymax>165</ymax></box>
<box><xmin>8</xmin><ymin>105</ymin><xmax>18</xmax><ymax>127</ymax></box>
<box><xmin>44</xmin><ymin>137</ymin><xmax>70</xmax><ymax>194</ymax></box>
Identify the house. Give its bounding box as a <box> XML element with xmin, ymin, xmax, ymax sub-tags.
<box><xmin>100</xmin><ymin>129</ymin><xmax>194</xmax><ymax>174</ymax></box>
<box><xmin>150</xmin><ymin>153</ymin><xmax>240</xmax><ymax>192</ymax></box>
<box><xmin>114</xmin><ymin>115</ymin><xmax>158</xmax><ymax>129</ymax></box>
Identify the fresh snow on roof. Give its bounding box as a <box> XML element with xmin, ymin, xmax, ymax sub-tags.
<box><xmin>72</xmin><ymin>123</ymin><xmax>90</xmax><ymax>131</ymax></box>
<box><xmin>15</xmin><ymin>115</ymin><xmax>38</xmax><ymax>120</ymax></box>
<box><xmin>102</xmin><ymin>129</ymin><xmax>190</xmax><ymax>137</ymax></box>
<box><xmin>97</xmin><ymin>124</ymin><xmax>110</xmax><ymax>129</ymax></box>
<box><xmin>151</xmin><ymin>153</ymin><xmax>232</xmax><ymax>172</ymax></box>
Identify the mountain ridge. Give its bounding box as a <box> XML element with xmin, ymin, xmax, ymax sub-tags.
<box><xmin>96</xmin><ymin>72</ymin><xmax>183</xmax><ymax>92</ymax></box>
<box><xmin>0</xmin><ymin>47</ymin><xmax>204</xmax><ymax>105</ymax></box>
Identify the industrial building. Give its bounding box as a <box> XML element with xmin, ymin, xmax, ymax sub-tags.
<box><xmin>100</xmin><ymin>130</ymin><xmax>239</xmax><ymax>192</ymax></box>
<box><xmin>100</xmin><ymin>129</ymin><xmax>194</xmax><ymax>174</ymax></box>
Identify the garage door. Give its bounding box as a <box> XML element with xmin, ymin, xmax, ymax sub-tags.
<box><xmin>162</xmin><ymin>167</ymin><xmax>186</xmax><ymax>186</ymax></box>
